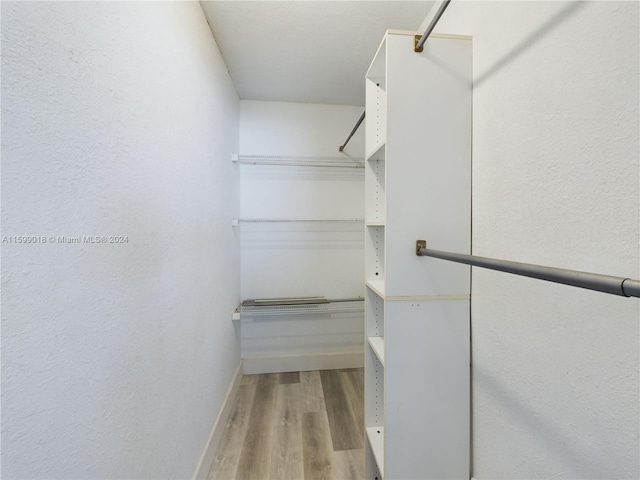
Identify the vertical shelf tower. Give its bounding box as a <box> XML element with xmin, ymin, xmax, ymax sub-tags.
<box><xmin>364</xmin><ymin>31</ymin><xmax>472</xmax><ymax>479</ymax></box>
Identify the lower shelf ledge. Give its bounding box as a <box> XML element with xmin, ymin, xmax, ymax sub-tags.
<box><xmin>367</xmin><ymin>336</ymin><xmax>385</xmax><ymax>366</ymax></box>
<box><xmin>365</xmin><ymin>280</ymin><xmax>386</xmax><ymax>298</ymax></box>
<box><xmin>366</xmin><ymin>426</ymin><xmax>385</xmax><ymax>476</ymax></box>
<box><xmin>240</xmin><ymin>297</ymin><xmax>364</xmax><ymax>317</ymax></box>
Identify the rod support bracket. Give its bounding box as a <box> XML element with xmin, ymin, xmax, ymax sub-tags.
<box><xmin>414</xmin><ymin>35</ymin><xmax>424</xmax><ymax>52</ymax></box>
<box><xmin>416</xmin><ymin>239</ymin><xmax>426</xmax><ymax>255</ymax></box>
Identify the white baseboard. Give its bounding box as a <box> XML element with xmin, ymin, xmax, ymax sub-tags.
<box><xmin>192</xmin><ymin>361</ymin><xmax>243</xmax><ymax>480</ymax></box>
<box><xmin>242</xmin><ymin>351</ymin><xmax>364</xmax><ymax>374</ymax></box>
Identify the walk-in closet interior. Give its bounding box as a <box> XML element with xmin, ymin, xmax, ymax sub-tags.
<box><xmin>235</xmin><ymin>100</ymin><xmax>367</xmax><ymax>374</ymax></box>
<box><xmin>1</xmin><ymin>1</ymin><xmax>638</xmax><ymax>480</ymax></box>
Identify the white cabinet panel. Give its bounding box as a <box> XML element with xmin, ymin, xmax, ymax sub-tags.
<box><xmin>364</xmin><ymin>31</ymin><xmax>472</xmax><ymax>480</ymax></box>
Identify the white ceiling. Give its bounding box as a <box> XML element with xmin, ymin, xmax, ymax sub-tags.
<box><xmin>200</xmin><ymin>1</ymin><xmax>434</xmax><ymax>106</ymax></box>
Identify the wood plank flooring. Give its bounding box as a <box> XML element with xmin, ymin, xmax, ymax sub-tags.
<box><xmin>208</xmin><ymin>369</ymin><xmax>364</xmax><ymax>480</ymax></box>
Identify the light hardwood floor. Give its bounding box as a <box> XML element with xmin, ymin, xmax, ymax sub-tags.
<box><xmin>208</xmin><ymin>369</ymin><xmax>364</xmax><ymax>480</ymax></box>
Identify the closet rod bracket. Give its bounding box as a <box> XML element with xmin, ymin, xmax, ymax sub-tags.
<box><xmin>414</xmin><ymin>35</ymin><xmax>424</xmax><ymax>52</ymax></box>
<box><xmin>416</xmin><ymin>239</ymin><xmax>427</xmax><ymax>255</ymax></box>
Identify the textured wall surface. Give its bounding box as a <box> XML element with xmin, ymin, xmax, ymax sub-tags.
<box><xmin>1</xmin><ymin>2</ymin><xmax>240</xmax><ymax>478</ymax></box>
<box><xmin>419</xmin><ymin>2</ymin><xmax>639</xmax><ymax>478</ymax></box>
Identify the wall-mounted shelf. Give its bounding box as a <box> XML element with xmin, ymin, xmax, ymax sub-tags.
<box><xmin>234</xmin><ymin>154</ymin><xmax>364</xmax><ymax>169</ymax></box>
<box><xmin>234</xmin><ymin>219</ymin><xmax>365</xmax><ymax>247</ymax></box>
<box><xmin>240</xmin><ymin>297</ymin><xmax>364</xmax><ymax>317</ymax></box>
<box><xmin>233</xmin><ymin>218</ymin><xmax>363</xmax><ymax>226</ymax></box>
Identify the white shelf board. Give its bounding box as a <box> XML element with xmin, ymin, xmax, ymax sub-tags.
<box><xmin>366</xmin><ymin>426</ymin><xmax>385</xmax><ymax>476</ymax></box>
<box><xmin>366</xmin><ymin>221</ymin><xmax>386</xmax><ymax>227</ymax></box>
<box><xmin>240</xmin><ymin>299</ymin><xmax>364</xmax><ymax>317</ymax></box>
<box><xmin>366</xmin><ymin>142</ymin><xmax>386</xmax><ymax>162</ymax></box>
<box><xmin>236</xmin><ymin>154</ymin><xmax>364</xmax><ymax>169</ymax></box>
<box><xmin>367</xmin><ymin>336</ymin><xmax>385</xmax><ymax>366</ymax></box>
<box><xmin>235</xmin><ymin>218</ymin><xmax>363</xmax><ymax>224</ymax></box>
<box><xmin>365</xmin><ymin>280</ymin><xmax>386</xmax><ymax>299</ymax></box>
<box><xmin>366</xmin><ymin>35</ymin><xmax>386</xmax><ymax>80</ymax></box>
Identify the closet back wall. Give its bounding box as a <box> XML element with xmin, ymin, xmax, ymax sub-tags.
<box><xmin>239</xmin><ymin>100</ymin><xmax>364</xmax><ymax>300</ymax></box>
<box><xmin>238</xmin><ymin>100</ymin><xmax>365</xmax><ymax>373</ymax></box>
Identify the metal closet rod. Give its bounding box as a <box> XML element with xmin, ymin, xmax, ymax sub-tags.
<box><xmin>337</xmin><ymin>0</ymin><xmax>451</xmax><ymax>151</ymax></box>
<box><xmin>242</xmin><ymin>297</ymin><xmax>363</xmax><ymax>307</ymax></box>
<box><xmin>415</xmin><ymin>0</ymin><xmax>451</xmax><ymax>52</ymax></box>
<box><xmin>415</xmin><ymin>240</ymin><xmax>640</xmax><ymax>298</ymax></box>
<box><xmin>339</xmin><ymin>111</ymin><xmax>365</xmax><ymax>152</ymax></box>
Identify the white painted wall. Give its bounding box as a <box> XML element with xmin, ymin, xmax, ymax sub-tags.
<box><xmin>419</xmin><ymin>2</ymin><xmax>639</xmax><ymax>478</ymax></box>
<box><xmin>238</xmin><ymin>100</ymin><xmax>365</xmax><ymax>370</ymax></box>
<box><xmin>1</xmin><ymin>2</ymin><xmax>240</xmax><ymax>478</ymax></box>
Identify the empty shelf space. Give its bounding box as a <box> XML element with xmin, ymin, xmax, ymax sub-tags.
<box><xmin>366</xmin><ymin>142</ymin><xmax>386</xmax><ymax>162</ymax></box>
<box><xmin>366</xmin><ymin>426</ymin><xmax>385</xmax><ymax>476</ymax></box>
<box><xmin>366</xmin><ymin>221</ymin><xmax>386</xmax><ymax>227</ymax></box>
<box><xmin>367</xmin><ymin>336</ymin><xmax>385</xmax><ymax>366</ymax></box>
<box><xmin>365</xmin><ymin>280</ymin><xmax>386</xmax><ymax>298</ymax></box>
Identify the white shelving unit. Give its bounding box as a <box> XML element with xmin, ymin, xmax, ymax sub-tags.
<box><xmin>363</xmin><ymin>30</ymin><xmax>472</xmax><ymax>479</ymax></box>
